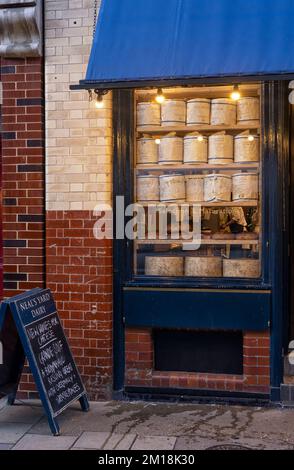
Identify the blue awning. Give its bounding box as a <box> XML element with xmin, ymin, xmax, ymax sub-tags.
<box><xmin>82</xmin><ymin>0</ymin><xmax>294</xmax><ymax>88</ymax></box>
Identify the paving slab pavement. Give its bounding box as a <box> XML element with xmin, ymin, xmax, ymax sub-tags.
<box><xmin>72</xmin><ymin>431</ymin><xmax>112</xmax><ymax>450</ymax></box>
<box><xmin>131</xmin><ymin>436</ymin><xmax>177</xmax><ymax>450</ymax></box>
<box><xmin>0</xmin><ymin>403</ymin><xmax>43</xmax><ymax>425</ymax></box>
<box><xmin>12</xmin><ymin>434</ymin><xmax>77</xmax><ymax>450</ymax></box>
<box><xmin>0</xmin><ymin>400</ymin><xmax>293</xmax><ymax>450</ymax></box>
<box><xmin>0</xmin><ymin>422</ymin><xmax>34</xmax><ymax>445</ymax></box>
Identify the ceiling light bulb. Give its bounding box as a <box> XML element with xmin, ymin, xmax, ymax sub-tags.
<box><xmin>197</xmin><ymin>135</ymin><xmax>204</xmax><ymax>142</ymax></box>
<box><xmin>248</xmin><ymin>135</ymin><xmax>254</xmax><ymax>142</ymax></box>
<box><xmin>155</xmin><ymin>88</ymin><xmax>165</xmax><ymax>104</ymax></box>
<box><xmin>231</xmin><ymin>84</ymin><xmax>241</xmax><ymax>101</ymax></box>
<box><xmin>155</xmin><ymin>138</ymin><xmax>161</xmax><ymax>145</ymax></box>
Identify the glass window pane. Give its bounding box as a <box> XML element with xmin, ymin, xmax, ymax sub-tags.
<box><xmin>133</xmin><ymin>84</ymin><xmax>262</xmax><ymax>279</ymax></box>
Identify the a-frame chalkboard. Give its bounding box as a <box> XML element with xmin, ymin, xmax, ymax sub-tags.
<box><xmin>0</xmin><ymin>288</ymin><xmax>89</xmax><ymax>435</ymax></box>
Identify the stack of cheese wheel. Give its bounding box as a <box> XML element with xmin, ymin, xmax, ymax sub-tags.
<box><xmin>158</xmin><ymin>133</ymin><xmax>183</xmax><ymax>164</ymax></box>
<box><xmin>184</xmin><ymin>132</ymin><xmax>208</xmax><ymax>164</ymax></box>
<box><xmin>232</xmin><ymin>172</ymin><xmax>258</xmax><ymax>201</ymax></box>
<box><xmin>208</xmin><ymin>131</ymin><xmax>234</xmax><ymax>165</ymax></box>
<box><xmin>211</xmin><ymin>98</ymin><xmax>236</xmax><ymax>125</ymax></box>
<box><xmin>185</xmin><ymin>256</ymin><xmax>222</xmax><ymax>277</ymax></box>
<box><xmin>137</xmin><ymin>175</ymin><xmax>159</xmax><ymax>202</ymax></box>
<box><xmin>237</xmin><ymin>97</ymin><xmax>260</xmax><ymax>126</ymax></box>
<box><xmin>137</xmin><ymin>136</ymin><xmax>158</xmax><ymax>164</ymax></box>
<box><xmin>161</xmin><ymin>99</ymin><xmax>186</xmax><ymax>126</ymax></box>
<box><xmin>234</xmin><ymin>131</ymin><xmax>259</xmax><ymax>163</ymax></box>
<box><xmin>223</xmin><ymin>259</ymin><xmax>260</xmax><ymax>278</ymax></box>
<box><xmin>185</xmin><ymin>175</ymin><xmax>204</xmax><ymax>202</ymax></box>
<box><xmin>159</xmin><ymin>174</ymin><xmax>186</xmax><ymax>202</ymax></box>
<box><xmin>204</xmin><ymin>173</ymin><xmax>232</xmax><ymax>202</ymax></box>
<box><xmin>186</xmin><ymin>98</ymin><xmax>211</xmax><ymax>125</ymax></box>
<box><xmin>137</xmin><ymin>102</ymin><xmax>161</xmax><ymax>127</ymax></box>
<box><xmin>145</xmin><ymin>256</ymin><xmax>184</xmax><ymax>276</ymax></box>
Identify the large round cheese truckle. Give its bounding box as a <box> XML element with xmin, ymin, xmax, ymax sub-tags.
<box><xmin>184</xmin><ymin>132</ymin><xmax>208</xmax><ymax>164</ymax></box>
<box><xmin>185</xmin><ymin>256</ymin><xmax>222</xmax><ymax>277</ymax></box>
<box><xmin>234</xmin><ymin>131</ymin><xmax>259</xmax><ymax>163</ymax></box>
<box><xmin>161</xmin><ymin>99</ymin><xmax>186</xmax><ymax>126</ymax></box>
<box><xmin>211</xmin><ymin>98</ymin><xmax>236</xmax><ymax>126</ymax></box>
<box><xmin>204</xmin><ymin>173</ymin><xmax>232</xmax><ymax>202</ymax></box>
<box><xmin>232</xmin><ymin>172</ymin><xmax>258</xmax><ymax>201</ymax></box>
<box><xmin>159</xmin><ymin>174</ymin><xmax>186</xmax><ymax>202</ymax></box>
<box><xmin>137</xmin><ymin>102</ymin><xmax>161</xmax><ymax>127</ymax></box>
<box><xmin>158</xmin><ymin>134</ymin><xmax>183</xmax><ymax>164</ymax></box>
<box><xmin>137</xmin><ymin>137</ymin><xmax>158</xmax><ymax>164</ymax></box>
<box><xmin>186</xmin><ymin>98</ymin><xmax>211</xmax><ymax>125</ymax></box>
<box><xmin>223</xmin><ymin>259</ymin><xmax>260</xmax><ymax>278</ymax></box>
<box><xmin>145</xmin><ymin>256</ymin><xmax>184</xmax><ymax>276</ymax></box>
<box><xmin>208</xmin><ymin>131</ymin><xmax>234</xmax><ymax>165</ymax></box>
<box><xmin>137</xmin><ymin>175</ymin><xmax>159</xmax><ymax>202</ymax></box>
<box><xmin>237</xmin><ymin>97</ymin><xmax>260</xmax><ymax>126</ymax></box>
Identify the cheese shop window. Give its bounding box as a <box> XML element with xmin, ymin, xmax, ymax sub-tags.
<box><xmin>134</xmin><ymin>84</ymin><xmax>262</xmax><ymax>279</ymax></box>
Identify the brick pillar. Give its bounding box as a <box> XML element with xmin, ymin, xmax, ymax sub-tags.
<box><xmin>1</xmin><ymin>57</ymin><xmax>45</xmax><ymax>298</ymax></box>
<box><xmin>44</xmin><ymin>1</ymin><xmax>113</xmax><ymax>400</ymax></box>
<box><xmin>46</xmin><ymin>211</ymin><xmax>113</xmax><ymax>400</ymax></box>
<box><xmin>0</xmin><ymin>57</ymin><xmax>45</xmax><ymax>398</ymax></box>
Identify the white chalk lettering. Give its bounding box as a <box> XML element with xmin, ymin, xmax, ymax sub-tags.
<box><xmin>47</xmin><ymin>370</ymin><xmax>63</xmax><ymax>385</ymax></box>
<box><xmin>31</xmin><ymin>305</ymin><xmax>46</xmax><ymax>318</ymax></box>
<box><xmin>56</xmin><ymin>384</ymin><xmax>81</xmax><ymax>405</ymax></box>
<box><xmin>19</xmin><ymin>298</ymin><xmax>38</xmax><ymax>312</ymax></box>
<box><xmin>18</xmin><ymin>292</ymin><xmax>51</xmax><ymax>316</ymax></box>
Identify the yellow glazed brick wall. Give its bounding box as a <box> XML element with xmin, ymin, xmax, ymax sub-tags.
<box><xmin>45</xmin><ymin>0</ymin><xmax>112</xmax><ymax>210</ymax></box>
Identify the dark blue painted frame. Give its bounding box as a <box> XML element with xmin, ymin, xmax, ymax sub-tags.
<box><xmin>266</xmin><ymin>82</ymin><xmax>290</xmax><ymax>400</ymax></box>
<box><xmin>124</xmin><ymin>288</ymin><xmax>271</xmax><ymax>330</ymax></box>
<box><xmin>112</xmin><ymin>81</ymin><xmax>290</xmax><ymax>401</ymax></box>
<box><xmin>0</xmin><ymin>289</ymin><xmax>90</xmax><ymax>435</ymax></box>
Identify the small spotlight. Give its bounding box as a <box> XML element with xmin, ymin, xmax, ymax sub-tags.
<box><xmin>248</xmin><ymin>134</ymin><xmax>255</xmax><ymax>142</ymax></box>
<box><xmin>155</xmin><ymin>138</ymin><xmax>161</xmax><ymax>145</ymax></box>
<box><xmin>231</xmin><ymin>84</ymin><xmax>241</xmax><ymax>101</ymax></box>
<box><xmin>94</xmin><ymin>89</ymin><xmax>108</xmax><ymax>109</ymax></box>
<box><xmin>95</xmin><ymin>93</ymin><xmax>104</xmax><ymax>109</ymax></box>
<box><xmin>197</xmin><ymin>135</ymin><xmax>204</xmax><ymax>142</ymax></box>
<box><xmin>155</xmin><ymin>88</ymin><xmax>165</xmax><ymax>104</ymax></box>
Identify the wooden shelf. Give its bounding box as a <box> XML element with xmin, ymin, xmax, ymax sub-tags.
<box><xmin>135</xmin><ymin>239</ymin><xmax>259</xmax><ymax>246</ymax></box>
<box><xmin>137</xmin><ymin>124</ymin><xmax>260</xmax><ymax>134</ymax></box>
<box><xmin>201</xmin><ymin>201</ymin><xmax>258</xmax><ymax>207</ymax></box>
<box><xmin>137</xmin><ymin>201</ymin><xmax>258</xmax><ymax>207</ymax></box>
<box><xmin>135</xmin><ymin>84</ymin><xmax>261</xmax><ymax>100</ymax></box>
<box><xmin>136</xmin><ymin>163</ymin><xmax>259</xmax><ymax>171</ymax></box>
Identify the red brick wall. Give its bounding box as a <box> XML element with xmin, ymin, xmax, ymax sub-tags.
<box><xmin>125</xmin><ymin>328</ymin><xmax>270</xmax><ymax>394</ymax></box>
<box><xmin>0</xmin><ymin>57</ymin><xmax>45</xmax><ymax>297</ymax></box>
<box><xmin>0</xmin><ymin>57</ymin><xmax>113</xmax><ymax>401</ymax></box>
<box><xmin>0</xmin><ymin>56</ymin><xmax>45</xmax><ymax>398</ymax></box>
<box><xmin>46</xmin><ymin>210</ymin><xmax>113</xmax><ymax>400</ymax></box>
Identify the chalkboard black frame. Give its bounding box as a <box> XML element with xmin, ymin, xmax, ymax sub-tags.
<box><xmin>0</xmin><ymin>288</ymin><xmax>89</xmax><ymax>435</ymax></box>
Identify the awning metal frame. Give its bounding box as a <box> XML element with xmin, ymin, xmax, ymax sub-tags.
<box><xmin>71</xmin><ymin>73</ymin><xmax>294</xmax><ymax>91</ymax></box>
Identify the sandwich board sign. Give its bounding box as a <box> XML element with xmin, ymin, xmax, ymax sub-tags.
<box><xmin>0</xmin><ymin>288</ymin><xmax>89</xmax><ymax>435</ymax></box>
